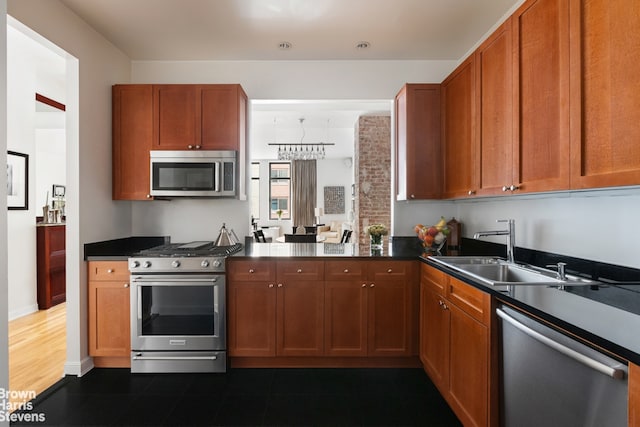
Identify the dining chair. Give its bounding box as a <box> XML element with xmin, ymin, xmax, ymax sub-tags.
<box><xmin>253</xmin><ymin>230</ymin><xmax>267</xmax><ymax>242</ymax></box>
<box><xmin>340</xmin><ymin>230</ymin><xmax>353</xmax><ymax>243</ymax></box>
<box><xmin>284</xmin><ymin>233</ymin><xmax>316</xmax><ymax>243</ymax></box>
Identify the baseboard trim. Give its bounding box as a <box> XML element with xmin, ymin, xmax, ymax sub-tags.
<box><xmin>64</xmin><ymin>356</ymin><xmax>94</xmax><ymax>377</ymax></box>
<box><xmin>8</xmin><ymin>304</ymin><xmax>39</xmax><ymax>321</ymax></box>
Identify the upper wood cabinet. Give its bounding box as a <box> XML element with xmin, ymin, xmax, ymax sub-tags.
<box><xmin>153</xmin><ymin>84</ymin><xmax>247</xmax><ymax>151</ymax></box>
<box><xmin>569</xmin><ymin>0</ymin><xmax>640</xmax><ymax>189</ymax></box>
<box><xmin>442</xmin><ymin>56</ymin><xmax>478</xmax><ymax>199</ymax></box>
<box><xmin>112</xmin><ymin>85</ymin><xmax>153</xmax><ymax>200</ymax></box>
<box><xmin>395</xmin><ymin>84</ymin><xmax>441</xmax><ymax>200</ymax></box>
<box><xmin>475</xmin><ymin>19</ymin><xmax>515</xmax><ymax>196</ymax></box>
<box><xmin>512</xmin><ymin>0</ymin><xmax>571</xmax><ymax>193</ymax></box>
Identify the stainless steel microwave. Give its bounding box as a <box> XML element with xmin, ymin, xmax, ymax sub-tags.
<box><xmin>150</xmin><ymin>150</ymin><xmax>236</xmax><ymax>197</ymax></box>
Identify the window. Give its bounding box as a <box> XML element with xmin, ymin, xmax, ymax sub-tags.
<box><xmin>269</xmin><ymin>162</ymin><xmax>290</xmax><ymax>219</ymax></box>
<box><xmin>250</xmin><ymin>162</ymin><xmax>260</xmax><ymax>220</ymax></box>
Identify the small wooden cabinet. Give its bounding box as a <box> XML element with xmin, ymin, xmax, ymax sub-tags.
<box><xmin>227</xmin><ymin>259</ymin><xmax>324</xmax><ymax>357</ymax></box>
<box><xmin>36</xmin><ymin>224</ymin><xmax>66</xmax><ymax>309</ymax></box>
<box><xmin>324</xmin><ymin>260</ymin><xmax>416</xmax><ymax>357</ymax></box>
<box><xmin>569</xmin><ymin>0</ymin><xmax>640</xmax><ymax>189</ymax></box>
<box><xmin>420</xmin><ymin>263</ymin><xmax>494</xmax><ymax>427</ymax></box>
<box><xmin>112</xmin><ymin>84</ymin><xmax>153</xmax><ymax>201</ymax></box>
<box><xmin>441</xmin><ymin>56</ymin><xmax>478</xmax><ymax>199</ymax></box>
<box><xmin>153</xmin><ymin>84</ymin><xmax>247</xmax><ymax>151</ymax></box>
<box><xmin>87</xmin><ymin>261</ymin><xmax>131</xmax><ymax>367</ymax></box>
<box><xmin>395</xmin><ymin>84</ymin><xmax>441</xmax><ymax>200</ymax></box>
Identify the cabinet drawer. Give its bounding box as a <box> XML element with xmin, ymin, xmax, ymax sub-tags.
<box><xmin>228</xmin><ymin>259</ymin><xmax>276</xmax><ymax>282</ymax></box>
<box><xmin>277</xmin><ymin>260</ymin><xmax>324</xmax><ymax>281</ymax></box>
<box><xmin>325</xmin><ymin>260</ymin><xmax>365</xmax><ymax>280</ymax></box>
<box><xmin>88</xmin><ymin>261</ymin><xmax>129</xmax><ymax>281</ymax></box>
<box><xmin>368</xmin><ymin>260</ymin><xmax>413</xmax><ymax>280</ymax></box>
<box><xmin>421</xmin><ymin>263</ymin><xmax>447</xmax><ymax>295</ymax></box>
<box><xmin>447</xmin><ymin>276</ymin><xmax>490</xmax><ymax>324</ymax></box>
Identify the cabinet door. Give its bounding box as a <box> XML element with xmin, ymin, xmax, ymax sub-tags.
<box><xmin>569</xmin><ymin>0</ymin><xmax>640</xmax><ymax>189</ymax></box>
<box><xmin>153</xmin><ymin>85</ymin><xmax>200</xmax><ymax>150</ymax></box>
<box><xmin>448</xmin><ymin>302</ymin><xmax>489</xmax><ymax>427</ymax></box>
<box><xmin>228</xmin><ymin>281</ymin><xmax>277</xmax><ymax>357</ymax></box>
<box><xmin>200</xmin><ymin>85</ymin><xmax>245</xmax><ymax>151</ymax></box>
<box><xmin>420</xmin><ymin>287</ymin><xmax>450</xmax><ymax>392</ymax></box>
<box><xmin>112</xmin><ymin>85</ymin><xmax>153</xmax><ymax>200</ymax></box>
<box><xmin>512</xmin><ymin>0</ymin><xmax>570</xmax><ymax>193</ymax></box>
<box><xmin>276</xmin><ymin>281</ymin><xmax>324</xmax><ymax>356</ymax></box>
<box><xmin>37</xmin><ymin>225</ymin><xmax>66</xmax><ymax>309</ymax></box>
<box><xmin>367</xmin><ymin>278</ymin><xmax>412</xmax><ymax>356</ymax></box>
<box><xmin>442</xmin><ymin>56</ymin><xmax>479</xmax><ymax>198</ymax></box>
<box><xmin>476</xmin><ymin>19</ymin><xmax>514</xmax><ymax>196</ymax></box>
<box><xmin>88</xmin><ymin>281</ymin><xmax>131</xmax><ymax>357</ymax></box>
<box><xmin>324</xmin><ymin>280</ymin><xmax>367</xmax><ymax>356</ymax></box>
<box><xmin>395</xmin><ymin>84</ymin><xmax>441</xmax><ymax>200</ymax></box>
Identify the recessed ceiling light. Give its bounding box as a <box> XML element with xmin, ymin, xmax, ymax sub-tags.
<box><xmin>356</xmin><ymin>41</ymin><xmax>370</xmax><ymax>49</ymax></box>
<box><xmin>278</xmin><ymin>41</ymin><xmax>292</xmax><ymax>50</ymax></box>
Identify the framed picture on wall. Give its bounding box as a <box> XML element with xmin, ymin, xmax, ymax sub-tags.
<box><xmin>52</xmin><ymin>184</ymin><xmax>65</xmax><ymax>197</ymax></box>
<box><xmin>7</xmin><ymin>151</ymin><xmax>28</xmax><ymax>210</ymax></box>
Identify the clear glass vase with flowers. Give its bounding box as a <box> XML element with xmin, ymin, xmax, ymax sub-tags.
<box><xmin>366</xmin><ymin>224</ymin><xmax>388</xmax><ymax>251</ymax></box>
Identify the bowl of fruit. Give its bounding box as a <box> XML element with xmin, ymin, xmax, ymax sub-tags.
<box><xmin>415</xmin><ymin>217</ymin><xmax>450</xmax><ymax>254</ymax></box>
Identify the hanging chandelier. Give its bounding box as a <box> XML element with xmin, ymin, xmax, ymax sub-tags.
<box><xmin>268</xmin><ymin>118</ymin><xmax>334</xmax><ymax>160</ymax></box>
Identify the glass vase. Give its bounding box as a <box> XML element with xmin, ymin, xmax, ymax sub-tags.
<box><xmin>369</xmin><ymin>234</ymin><xmax>383</xmax><ymax>251</ymax></box>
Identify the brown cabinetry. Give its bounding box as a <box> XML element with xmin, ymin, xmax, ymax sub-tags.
<box><xmin>569</xmin><ymin>0</ymin><xmax>640</xmax><ymax>189</ymax></box>
<box><xmin>153</xmin><ymin>84</ymin><xmax>247</xmax><ymax>151</ymax></box>
<box><xmin>324</xmin><ymin>260</ymin><xmax>416</xmax><ymax>357</ymax></box>
<box><xmin>112</xmin><ymin>85</ymin><xmax>153</xmax><ymax>200</ymax></box>
<box><xmin>87</xmin><ymin>261</ymin><xmax>131</xmax><ymax>367</ymax></box>
<box><xmin>630</xmin><ymin>362</ymin><xmax>640</xmax><ymax>426</ymax></box>
<box><xmin>512</xmin><ymin>0</ymin><xmax>571</xmax><ymax>193</ymax></box>
<box><xmin>228</xmin><ymin>259</ymin><xmax>324</xmax><ymax>357</ymax></box>
<box><xmin>395</xmin><ymin>84</ymin><xmax>441</xmax><ymax>200</ymax></box>
<box><xmin>36</xmin><ymin>224</ymin><xmax>66</xmax><ymax>309</ymax></box>
<box><xmin>112</xmin><ymin>83</ymin><xmax>248</xmax><ymax>200</ymax></box>
<box><xmin>420</xmin><ymin>263</ymin><xmax>494</xmax><ymax>427</ymax></box>
<box><xmin>442</xmin><ymin>56</ymin><xmax>478</xmax><ymax>199</ymax></box>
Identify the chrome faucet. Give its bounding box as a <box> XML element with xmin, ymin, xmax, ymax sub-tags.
<box><xmin>473</xmin><ymin>219</ymin><xmax>516</xmax><ymax>263</ymax></box>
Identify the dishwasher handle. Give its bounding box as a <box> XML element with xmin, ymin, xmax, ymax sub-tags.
<box><xmin>496</xmin><ymin>308</ymin><xmax>626</xmax><ymax>380</ymax></box>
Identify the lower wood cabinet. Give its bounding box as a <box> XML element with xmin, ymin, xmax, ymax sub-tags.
<box><xmin>630</xmin><ymin>363</ymin><xmax>640</xmax><ymax>426</ymax></box>
<box><xmin>36</xmin><ymin>224</ymin><xmax>66</xmax><ymax>309</ymax></box>
<box><xmin>228</xmin><ymin>258</ymin><xmax>418</xmax><ymax>361</ymax></box>
<box><xmin>420</xmin><ymin>263</ymin><xmax>495</xmax><ymax>427</ymax></box>
<box><xmin>87</xmin><ymin>261</ymin><xmax>131</xmax><ymax>367</ymax></box>
<box><xmin>228</xmin><ymin>259</ymin><xmax>324</xmax><ymax>357</ymax></box>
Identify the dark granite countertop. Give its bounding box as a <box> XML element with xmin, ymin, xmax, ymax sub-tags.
<box><xmin>84</xmin><ymin>236</ymin><xmax>169</xmax><ymax>260</ymax></box>
<box><xmin>239</xmin><ymin>236</ymin><xmax>423</xmax><ymax>259</ymax></box>
<box><xmin>422</xmin><ymin>238</ymin><xmax>640</xmax><ymax>366</ymax></box>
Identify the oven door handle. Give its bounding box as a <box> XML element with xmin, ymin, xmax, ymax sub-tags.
<box><xmin>131</xmin><ymin>277</ymin><xmax>219</xmax><ymax>283</ymax></box>
<box><xmin>132</xmin><ymin>355</ymin><xmax>218</xmax><ymax>361</ymax></box>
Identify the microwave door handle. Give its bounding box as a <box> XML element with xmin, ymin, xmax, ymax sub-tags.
<box><xmin>214</xmin><ymin>161</ymin><xmax>221</xmax><ymax>192</ymax></box>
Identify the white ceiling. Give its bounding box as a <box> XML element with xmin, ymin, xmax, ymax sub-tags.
<box><xmin>51</xmin><ymin>0</ymin><xmax>521</xmax><ymax>159</ymax></box>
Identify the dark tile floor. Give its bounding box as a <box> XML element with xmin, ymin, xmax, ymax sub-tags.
<box><xmin>10</xmin><ymin>368</ymin><xmax>462</xmax><ymax>426</ymax></box>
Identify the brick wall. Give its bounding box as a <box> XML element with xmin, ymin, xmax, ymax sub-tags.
<box><xmin>354</xmin><ymin>114</ymin><xmax>391</xmax><ymax>245</ymax></box>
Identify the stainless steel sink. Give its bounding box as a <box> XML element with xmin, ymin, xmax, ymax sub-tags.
<box><xmin>430</xmin><ymin>256</ymin><xmax>599</xmax><ymax>287</ymax></box>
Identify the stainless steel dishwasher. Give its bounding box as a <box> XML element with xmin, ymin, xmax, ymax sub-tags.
<box><xmin>497</xmin><ymin>305</ymin><xmax>628</xmax><ymax>427</ymax></box>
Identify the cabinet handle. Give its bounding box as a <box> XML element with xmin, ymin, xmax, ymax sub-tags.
<box><xmin>195</xmin><ymin>145</ymin><xmax>201</xmax><ymax>149</ymax></box>
<box><xmin>509</xmin><ymin>184</ymin><xmax>520</xmax><ymax>191</ymax></box>
<box><xmin>297</xmin><ymin>269</ymin><xmax>302</xmax><ymax>273</ymax></box>
<box><xmin>146</xmin><ymin>194</ymin><xmax>152</xmax><ymax>199</ymax></box>
<box><xmin>370</xmin><ymin>284</ymin><xmax>375</xmax><ymax>288</ymax></box>
<box><xmin>107</xmin><ymin>269</ymin><xmax>114</xmax><ymax>273</ymax></box>
<box><xmin>362</xmin><ymin>284</ymin><xmax>367</xmax><ymax>288</ymax></box>
<box><xmin>268</xmin><ymin>284</ymin><xmax>274</xmax><ymax>288</ymax></box>
<box><xmin>410</xmin><ymin>194</ymin><xmax>415</xmax><ymax>199</ymax></box>
<box><xmin>438</xmin><ymin>300</ymin><xmax>444</xmax><ymax>307</ymax></box>
<box><xmin>248</xmin><ymin>269</ymin><xmax>255</xmax><ymax>273</ymax></box>
<box><xmin>468</xmin><ymin>190</ymin><xmax>476</xmax><ymax>196</ymax></box>
<box><xmin>502</xmin><ymin>185</ymin><xmax>509</xmax><ymax>192</ymax></box>
<box><xmin>344</xmin><ymin>269</ymin><xmax>349</xmax><ymax>273</ymax></box>
<box><xmin>188</xmin><ymin>145</ymin><xmax>194</xmax><ymax>149</ymax></box>
<box><xmin>124</xmin><ymin>283</ymin><xmax>129</xmax><ymax>288</ymax></box>
<box><xmin>387</xmin><ymin>269</ymin><xmax>392</xmax><ymax>273</ymax></box>
<box><xmin>277</xmin><ymin>283</ymin><xmax>283</xmax><ymax>288</ymax></box>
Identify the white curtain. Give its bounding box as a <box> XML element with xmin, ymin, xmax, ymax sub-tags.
<box><xmin>291</xmin><ymin>160</ymin><xmax>317</xmax><ymax>226</ymax></box>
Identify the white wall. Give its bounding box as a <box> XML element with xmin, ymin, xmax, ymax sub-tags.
<box><xmin>1</xmin><ymin>1</ymin><xmax>9</xmax><ymax>421</ymax></box>
<box><xmin>7</xmin><ymin>0</ymin><xmax>132</xmax><ymax>376</ymax></box>
<box><xmin>35</xmin><ymin>127</ymin><xmax>66</xmax><ymax>210</ymax></box>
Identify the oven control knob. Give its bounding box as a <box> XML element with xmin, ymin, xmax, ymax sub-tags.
<box><xmin>213</xmin><ymin>260</ymin><xmax>222</xmax><ymax>268</ymax></box>
<box><xmin>142</xmin><ymin>261</ymin><xmax>152</xmax><ymax>268</ymax></box>
<box><xmin>171</xmin><ymin>260</ymin><xmax>181</xmax><ymax>268</ymax></box>
<box><xmin>201</xmin><ymin>260</ymin><xmax>210</xmax><ymax>268</ymax></box>
<box><xmin>130</xmin><ymin>260</ymin><xmax>140</xmax><ymax>269</ymax></box>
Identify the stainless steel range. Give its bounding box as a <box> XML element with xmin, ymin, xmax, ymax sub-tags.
<box><xmin>128</xmin><ymin>241</ymin><xmax>242</xmax><ymax>373</ymax></box>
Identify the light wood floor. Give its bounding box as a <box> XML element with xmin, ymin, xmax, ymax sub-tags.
<box><xmin>8</xmin><ymin>303</ymin><xmax>66</xmax><ymax>409</ymax></box>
